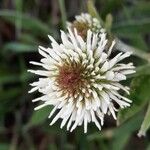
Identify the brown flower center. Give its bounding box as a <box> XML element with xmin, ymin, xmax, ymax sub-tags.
<box><xmin>56</xmin><ymin>63</ymin><xmax>84</xmax><ymax>95</ymax></box>
<box><xmin>72</xmin><ymin>21</ymin><xmax>90</xmax><ymax>40</ymax></box>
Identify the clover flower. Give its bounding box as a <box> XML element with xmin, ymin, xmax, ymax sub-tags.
<box><xmin>28</xmin><ymin>28</ymin><xmax>135</xmax><ymax>133</ymax></box>
<box><xmin>67</xmin><ymin>13</ymin><xmax>102</xmax><ymax>39</ymax></box>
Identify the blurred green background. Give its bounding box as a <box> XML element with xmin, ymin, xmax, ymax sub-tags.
<box><xmin>0</xmin><ymin>0</ymin><xmax>150</xmax><ymax>150</ymax></box>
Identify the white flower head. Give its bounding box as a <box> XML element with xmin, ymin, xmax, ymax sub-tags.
<box><xmin>67</xmin><ymin>13</ymin><xmax>102</xmax><ymax>39</ymax></box>
<box><xmin>28</xmin><ymin>28</ymin><xmax>135</xmax><ymax>133</ymax></box>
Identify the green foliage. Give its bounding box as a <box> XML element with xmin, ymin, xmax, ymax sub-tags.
<box><xmin>27</xmin><ymin>105</ymin><xmax>52</xmax><ymax>128</ymax></box>
<box><xmin>88</xmin><ymin>114</ymin><xmax>143</xmax><ymax>150</ymax></box>
<box><xmin>0</xmin><ymin>10</ymin><xmax>51</xmax><ymax>36</ymax></box>
<box><xmin>0</xmin><ymin>0</ymin><xmax>150</xmax><ymax>149</ymax></box>
<box><xmin>118</xmin><ymin>75</ymin><xmax>150</xmax><ymax>125</ymax></box>
<box><xmin>3</xmin><ymin>42</ymin><xmax>37</xmax><ymax>53</ymax></box>
<box><xmin>112</xmin><ymin>19</ymin><xmax>150</xmax><ymax>35</ymax></box>
<box><xmin>0</xmin><ymin>144</ymin><xmax>10</xmax><ymax>150</ymax></box>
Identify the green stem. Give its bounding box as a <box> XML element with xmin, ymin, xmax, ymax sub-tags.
<box><xmin>14</xmin><ymin>0</ymin><xmax>22</xmax><ymax>39</ymax></box>
<box><xmin>138</xmin><ymin>102</ymin><xmax>150</xmax><ymax>137</ymax></box>
<box><xmin>58</xmin><ymin>0</ymin><xmax>67</xmax><ymax>31</ymax></box>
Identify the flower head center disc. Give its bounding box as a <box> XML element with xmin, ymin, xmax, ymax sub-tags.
<box><xmin>56</xmin><ymin>64</ymin><xmax>84</xmax><ymax>94</ymax></box>
<box><xmin>72</xmin><ymin>21</ymin><xmax>89</xmax><ymax>39</ymax></box>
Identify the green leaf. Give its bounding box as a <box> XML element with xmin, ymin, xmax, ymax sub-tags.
<box><xmin>0</xmin><ymin>74</ymin><xmax>19</xmax><ymax>84</ymax></box>
<box><xmin>146</xmin><ymin>143</ymin><xmax>150</xmax><ymax>150</ymax></box>
<box><xmin>138</xmin><ymin>102</ymin><xmax>150</xmax><ymax>137</ymax></box>
<box><xmin>87</xmin><ymin>129</ymin><xmax>114</xmax><ymax>141</ymax></box>
<box><xmin>125</xmin><ymin>2</ymin><xmax>150</xmax><ymax>17</ymax></box>
<box><xmin>19</xmin><ymin>33</ymin><xmax>38</xmax><ymax>44</ymax></box>
<box><xmin>0</xmin><ymin>10</ymin><xmax>51</xmax><ymax>36</ymax></box>
<box><xmin>0</xmin><ymin>143</ymin><xmax>9</xmax><ymax>150</ymax></box>
<box><xmin>87</xmin><ymin>115</ymin><xmax>142</xmax><ymax>142</ymax></box>
<box><xmin>130</xmin><ymin>75</ymin><xmax>150</xmax><ymax>102</ymax></box>
<box><xmin>112</xmin><ymin>134</ymin><xmax>130</xmax><ymax>150</ymax></box>
<box><xmin>27</xmin><ymin>105</ymin><xmax>52</xmax><ymax>128</ymax></box>
<box><xmin>20</xmin><ymin>70</ymin><xmax>33</xmax><ymax>82</ymax></box>
<box><xmin>48</xmin><ymin>144</ymin><xmax>58</xmax><ymax>150</ymax></box>
<box><xmin>100</xmin><ymin>0</ymin><xmax>122</xmax><ymax>18</ymax></box>
<box><xmin>112</xmin><ymin>19</ymin><xmax>150</xmax><ymax>35</ymax></box>
<box><xmin>129</xmin><ymin>35</ymin><xmax>148</xmax><ymax>51</ymax></box>
<box><xmin>0</xmin><ymin>88</ymin><xmax>21</xmax><ymax>101</ymax></box>
<box><xmin>3</xmin><ymin>42</ymin><xmax>37</xmax><ymax>53</ymax></box>
<box><xmin>0</xmin><ymin>68</ymin><xmax>33</xmax><ymax>85</ymax></box>
<box><xmin>118</xmin><ymin>75</ymin><xmax>150</xmax><ymax>124</ymax></box>
<box><xmin>112</xmin><ymin>114</ymin><xmax>143</xmax><ymax>150</ymax></box>
<box><xmin>0</xmin><ymin>88</ymin><xmax>21</xmax><ymax>118</ymax></box>
<box><xmin>133</xmin><ymin>64</ymin><xmax>150</xmax><ymax>77</ymax></box>
<box><xmin>116</xmin><ymin>34</ymin><xmax>148</xmax><ymax>51</ymax></box>
<box><xmin>14</xmin><ymin>0</ymin><xmax>22</xmax><ymax>11</ymax></box>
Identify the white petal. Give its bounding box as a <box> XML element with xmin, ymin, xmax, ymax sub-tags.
<box><xmin>105</xmin><ymin>71</ymin><xmax>115</xmax><ymax>80</ymax></box>
<box><xmin>107</xmin><ymin>40</ymin><xmax>115</xmax><ymax>56</ymax></box>
<box><xmin>101</xmin><ymin>61</ymin><xmax>109</xmax><ymax>72</ymax></box>
<box><xmin>114</xmin><ymin>73</ymin><xmax>126</xmax><ymax>81</ymax></box>
<box><xmin>108</xmin><ymin>104</ymin><xmax>117</xmax><ymax>119</ymax></box>
<box><xmin>34</xmin><ymin>103</ymin><xmax>48</xmax><ymax>110</ymax></box>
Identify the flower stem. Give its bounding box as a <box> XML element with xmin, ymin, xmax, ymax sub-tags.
<box><xmin>58</xmin><ymin>0</ymin><xmax>67</xmax><ymax>31</ymax></box>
